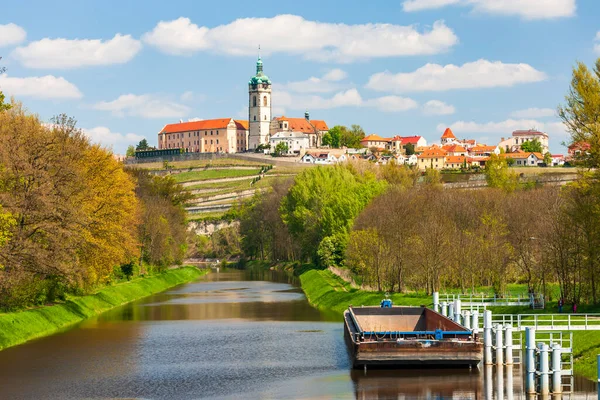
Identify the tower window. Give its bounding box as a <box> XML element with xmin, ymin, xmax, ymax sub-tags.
<box><xmin>253</xmin><ymin>96</ymin><xmax>257</xmax><ymax>107</ymax></box>
<box><xmin>264</xmin><ymin>115</ymin><xmax>267</xmax><ymax>120</ymax></box>
<box><xmin>263</xmin><ymin>96</ymin><xmax>267</xmax><ymax>106</ymax></box>
<box><xmin>254</xmin><ymin>116</ymin><xmax>256</xmax><ymax>121</ymax></box>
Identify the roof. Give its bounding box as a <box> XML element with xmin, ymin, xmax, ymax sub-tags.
<box><xmin>512</xmin><ymin>129</ymin><xmax>548</xmax><ymax>137</ymax></box>
<box><xmin>399</xmin><ymin>135</ymin><xmax>423</xmax><ymax>145</ymax></box>
<box><xmin>445</xmin><ymin>156</ymin><xmax>467</xmax><ymax>164</ymax></box>
<box><xmin>442</xmin><ymin>144</ymin><xmax>467</xmax><ymax>153</ymax></box>
<box><xmin>502</xmin><ymin>152</ymin><xmax>543</xmax><ymax>160</ymax></box>
<box><xmin>234</xmin><ymin>120</ymin><xmax>249</xmax><ymax>130</ymax></box>
<box><xmin>418</xmin><ymin>148</ymin><xmax>447</xmax><ymax>158</ymax></box>
<box><xmin>311</xmin><ymin>120</ymin><xmax>329</xmax><ymax>131</ymax></box>
<box><xmin>276</xmin><ymin>117</ymin><xmax>318</xmax><ymax>134</ymax></box>
<box><xmin>551</xmin><ymin>154</ymin><xmax>565</xmax><ymax>158</ymax></box>
<box><xmin>441</xmin><ymin>128</ymin><xmax>456</xmax><ymax>139</ymax></box>
<box><xmin>271</xmin><ymin>131</ymin><xmax>309</xmax><ymax>139</ymax></box>
<box><xmin>469</xmin><ymin>145</ymin><xmax>497</xmax><ymax>153</ymax></box>
<box><xmin>361</xmin><ymin>134</ymin><xmax>390</xmax><ymax>143</ymax></box>
<box><xmin>161</xmin><ymin>118</ymin><xmax>233</xmax><ymax>134</ymax></box>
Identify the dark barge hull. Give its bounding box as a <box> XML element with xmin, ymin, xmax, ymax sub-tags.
<box><xmin>344</xmin><ymin>306</ymin><xmax>483</xmax><ymax>368</ymax></box>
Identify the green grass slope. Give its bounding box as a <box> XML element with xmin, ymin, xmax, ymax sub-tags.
<box><xmin>0</xmin><ymin>266</ymin><xmax>207</xmax><ymax>351</ymax></box>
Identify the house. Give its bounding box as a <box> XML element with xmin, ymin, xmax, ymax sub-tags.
<box><xmin>551</xmin><ymin>154</ymin><xmax>565</xmax><ymax>166</ymax></box>
<box><xmin>445</xmin><ymin>156</ymin><xmax>467</xmax><ymax>169</ymax></box>
<box><xmin>469</xmin><ymin>145</ymin><xmax>500</xmax><ymax>157</ymax></box>
<box><xmin>498</xmin><ymin>130</ymin><xmax>550</xmax><ymax>154</ymax></box>
<box><xmin>301</xmin><ymin>150</ymin><xmax>345</xmax><ymax>164</ymax></box>
<box><xmin>158</xmin><ymin>118</ymin><xmax>249</xmax><ymax>153</ymax></box>
<box><xmin>405</xmin><ymin>154</ymin><xmax>418</xmax><ymax>166</ymax></box>
<box><xmin>417</xmin><ymin>148</ymin><xmax>447</xmax><ymax>170</ymax></box>
<box><xmin>269</xmin><ymin>131</ymin><xmax>310</xmax><ymax>155</ymax></box>
<box><xmin>387</xmin><ymin>135</ymin><xmax>427</xmax><ymax>153</ymax></box>
<box><xmin>502</xmin><ymin>152</ymin><xmax>544</xmax><ymax>166</ymax></box>
<box><xmin>271</xmin><ymin>112</ymin><xmax>329</xmax><ymax>148</ymax></box>
<box><xmin>567</xmin><ymin>142</ymin><xmax>590</xmax><ymax>162</ymax></box>
<box><xmin>441</xmin><ymin>128</ymin><xmax>458</xmax><ymax>145</ymax></box>
<box><xmin>442</xmin><ymin>144</ymin><xmax>468</xmax><ymax>157</ymax></box>
<box><xmin>360</xmin><ymin>134</ymin><xmax>390</xmax><ymax>150</ymax></box>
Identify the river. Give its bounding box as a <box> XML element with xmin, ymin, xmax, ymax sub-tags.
<box><xmin>0</xmin><ymin>268</ymin><xmax>596</xmax><ymax>399</ymax></box>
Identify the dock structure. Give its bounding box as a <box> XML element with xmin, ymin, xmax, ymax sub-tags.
<box><xmin>343</xmin><ymin>306</ymin><xmax>482</xmax><ymax>368</ymax></box>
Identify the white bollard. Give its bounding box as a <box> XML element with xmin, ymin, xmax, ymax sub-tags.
<box><xmin>539</xmin><ymin>343</ymin><xmax>550</xmax><ymax>396</ymax></box>
<box><xmin>472</xmin><ymin>311</ymin><xmax>480</xmax><ymax>334</ymax></box>
<box><xmin>433</xmin><ymin>292</ymin><xmax>440</xmax><ymax>313</ymax></box>
<box><xmin>484</xmin><ymin>365</ymin><xmax>493</xmax><ymax>400</ymax></box>
<box><xmin>505</xmin><ymin>324</ymin><xmax>513</xmax><ymax>365</ymax></box>
<box><xmin>464</xmin><ymin>311</ymin><xmax>471</xmax><ymax>329</ymax></box>
<box><xmin>496</xmin><ymin>360</ymin><xmax>504</xmax><ymax>400</ymax></box>
<box><xmin>441</xmin><ymin>302</ymin><xmax>448</xmax><ymax>317</ymax></box>
<box><xmin>495</xmin><ymin>324</ymin><xmax>504</xmax><ymax>366</ymax></box>
<box><xmin>552</xmin><ymin>343</ymin><xmax>562</xmax><ymax>394</ymax></box>
<box><xmin>454</xmin><ymin>299</ymin><xmax>462</xmax><ymax>324</ymax></box>
<box><xmin>525</xmin><ymin>328</ymin><xmax>536</xmax><ymax>394</ymax></box>
<box><xmin>484</xmin><ymin>310</ymin><xmax>493</xmax><ymax>365</ymax></box>
<box><xmin>506</xmin><ymin>365</ymin><xmax>514</xmax><ymax>400</ymax></box>
<box><xmin>448</xmin><ymin>303</ymin><xmax>455</xmax><ymax>320</ymax></box>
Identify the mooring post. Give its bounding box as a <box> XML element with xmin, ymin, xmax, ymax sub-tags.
<box><xmin>505</xmin><ymin>324</ymin><xmax>513</xmax><ymax>365</ymax></box>
<box><xmin>597</xmin><ymin>354</ymin><xmax>599</xmax><ymax>400</ymax></box>
<box><xmin>539</xmin><ymin>343</ymin><xmax>550</xmax><ymax>396</ymax></box>
<box><xmin>506</xmin><ymin>365</ymin><xmax>514</xmax><ymax>400</ymax></box>
<box><xmin>441</xmin><ymin>301</ymin><xmax>448</xmax><ymax>317</ymax></box>
<box><xmin>472</xmin><ymin>311</ymin><xmax>479</xmax><ymax>334</ymax></box>
<box><xmin>552</xmin><ymin>343</ymin><xmax>562</xmax><ymax>395</ymax></box>
<box><xmin>496</xmin><ymin>360</ymin><xmax>504</xmax><ymax>400</ymax></box>
<box><xmin>448</xmin><ymin>302</ymin><xmax>455</xmax><ymax>321</ymax></box>
<box><xmin>525</xmin><ymin>327</ymin><xmax>536</xmax><ymax>394</ymax></box>
<box><xmin>454</xmin><ymin>299</ymin><xmax>462</xmax><ymax>324</ymax></box>
<box><xmin>464</xmin><ymin>310</ymin><xmax>471</xmax><ymax>329</ymax></box>
<box><xmin>484</xmin><ymin>310</ymin><xmax>493</xmax><ymax>364</ymax></box>
<box><xmin>495</xmin><ymin>324</ymin><xmax>504</xmax><ymax>366</ymax></box>
<box><xmin>433</xmin><ymin>291</ymin><xmax>440</xmax><ymax>313</ymax></box>
<box><xmin>484</xmin><ymin>364</ymin><xmax>493</xmax><ymax>400</ymax></box>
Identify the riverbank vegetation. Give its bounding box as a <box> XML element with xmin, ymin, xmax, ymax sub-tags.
<box><xmin>0</xmin><ymin>266</ymin><xmax>206</xmax><ymax>350</ymax></box>
<box><xmin>0</xmin><ymin>102</ymin><xmax>192</xmax><ymax>311</ymax></box>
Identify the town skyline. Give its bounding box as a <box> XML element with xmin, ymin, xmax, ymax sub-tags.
<box><xmin>1</xmin><ymin>0</ymin><xmax>597</xmax><ymax>154</ymax></box>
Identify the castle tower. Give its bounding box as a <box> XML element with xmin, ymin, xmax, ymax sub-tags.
<box><xmin>248</xmin><ymin>55</ymin><xmax>272</xmax><ymax>150</ymax></box>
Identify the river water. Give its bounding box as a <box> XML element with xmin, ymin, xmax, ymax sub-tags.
<box><xmin>0</xmin><ymin>269</ymin><xmax>596</xmax><ymax>399</ymax></box>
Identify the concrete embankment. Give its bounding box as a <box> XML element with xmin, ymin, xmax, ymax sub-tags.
<box><xmin>0</xmin><ymin>267</ymin><xmax>207</xmax><ymax>351</ymax></box>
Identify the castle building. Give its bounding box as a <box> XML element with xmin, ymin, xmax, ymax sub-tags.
<box><xmin>248</xmin><ymin>56</ymin><xmax>272</xmax><ymax>150</ymax></box>
<box><xmin>158</xmin><ymin>118</ymin><xmax>248</xmax><ymax>153</ymax></box>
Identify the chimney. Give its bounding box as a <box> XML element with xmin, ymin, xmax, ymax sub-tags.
<box><xmin>305</xmin><ymin>110</ymin><xmax>310</xmax><ymax>121</ymax></box>
<box><xmin>501</xmin><ymin>137</ymin><xmax>505</xmax><ymax>142</ymax></box>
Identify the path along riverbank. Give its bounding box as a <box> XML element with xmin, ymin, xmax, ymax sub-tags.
<box><xmin>298</xmin><ymin>267</ymin><xmax>600</xmax><ymax>381</ymax></box>
<box><xmin>0</xmin><ymin>266</ymin><xmax>207</xmax><ymax>351</ymax></box>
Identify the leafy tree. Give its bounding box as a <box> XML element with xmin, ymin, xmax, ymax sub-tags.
<box><xmin>126</xmin><ymin>145</ymin><xmax>136</xmax><ymax>157</ymax></box>
<box><xmin>136</xmin><ymin>138</ymin><xmax>150</xmax><ymax>151</ymax></box>
<box><xmin>485</xmin><ymin>154</ymin><xmax>519</xmax><ymax>192</ymax></box>
<box><xmin>520</xmin><ymin>138</ymin><xmax>543</xmax><ymax>153</ymax></box>
<box><xmin>0</xmin><ymin>58</ymin><xmax>10</xmax><ymax>112</ymax></box>
<box><xmin>544</xmin><ymin>152</ymin><xmax>552</xmax><ymax>166</ymax></box>
<box><xmin>273</xmin><ymin>142</ymin><xmax>289</xmax><ymax>156</ymax></box>
<box><xmin>323</xmin><ymin>126</ymin><xmax>342</xmax><ymax>148</ymax></box>
<box><xmin>558</xmin><ymin>58</ymin><xmax>600</xmax><ymax>168</ymax></box>
<box><xmin>405</xmin><ymin>143</ymin><xmax>415</xmax><ymax>155</ymax></box>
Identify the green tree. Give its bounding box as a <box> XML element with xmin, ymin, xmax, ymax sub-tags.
<box><xmin>521</xmin><ymin>138</ymin><xmax>543</xmax><ymax>153</ymax></box>
<box><xmin>544</xmin><ymin>152</ymin><xmax>552</xmax><ymax>166</ymax></box>
<box><xmin>136</xmin><ymin>138</ymin><xmax>150</xmax><ymax>151</ymax></box>
<box><xmin>405</xmin><ymin>143</ymin><xmax>415</xmax><ymax>155</ymax></box>
<box><xmin>273</xmin><ymin>142</ymin><xmax>289</xmax><ymax>156</ymax></box>
<box><xmin>0</xmin><ymin>58</ymin><xmax>11</xmax><ymax>112</ymax></box>
<box><xmin>322</xmin><ymin>127</ymin><xmax>342</xmax><ymax>148</ymax></box>
<box><xmin>485</xmin><ymin>154</ymin><xmax>519</xmax><ymax>192</ymax></box>
<box><xmin>126</xmin><ymin>145</ymin><xmax>136</xmax><ymax>157</ymax></box>
<box><xmin>558</xmin><ymin>59</ymin><xmax>600</xmax><ymax>168</ymax></box>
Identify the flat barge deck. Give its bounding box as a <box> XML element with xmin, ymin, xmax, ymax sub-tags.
<box><xmin>344</xmin><ymin>305</ymin><xmax>483</xmax><ymax>368</ymax></box>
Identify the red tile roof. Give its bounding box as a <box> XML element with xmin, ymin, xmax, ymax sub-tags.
<box><xmin>441</xmin><ymin>128</ymin><xmax>456</xmax><ymax>139</ymax></box>
<box><xmin>419</xmin><ymin>148</ymin><xmax>447</xmax><ymax>158</ymax></box>
<box><xmin>276</xmin><ymin>117</ymin><xmax>317</xmax><ymax>133</ymax></box>
<box><xmin>445</xmin><ymin>156</ymin><xmax>466</xmax><ymax>164</ymax></box>
<box><xmin>311</xmin><ymin>120</ymin><xmax>329</xmax><ymax>131</ymax></box>
<box><xmin>161</xmin><ymin>118</ymin><xmax>233</xmax><ymax>134</ymax></box>
<box><xmin>234</xmin><ymin>120</ymin><xmax>249</xmax><ymax>130</ymax></box>
<box><xmin>361</xmin><ymin>134</ymin><xmax>390</xmax><ymax>143</ymax></box>
<box><xmin>513</xmin><ymin>129</ymin><xmax>548</xmax><ymax>137</ymax></box>
<box><xmin>442</xmin><ymin>144</ymin><xmax>467</xmax><ymax>153</ymax></box>
<box><xmin>399</xmin><ymin>135</ymin><xmax>423</xmax><ymax>145</ymax></box>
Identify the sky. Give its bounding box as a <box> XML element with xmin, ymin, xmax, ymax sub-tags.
<box><xmin>1</xmin><ymin>0</ymin><xmax>598</xmax><ymax>154</ymax></box>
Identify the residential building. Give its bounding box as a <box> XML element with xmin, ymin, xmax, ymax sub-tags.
<box><xmin>158</xmin><ymin>118</ymin><xmax>249</xmax><ymax>153</ymax></box>
<box><xmin>270</xmin><ymin>112</ymin><xmax>329</xmax><ymax>148</ymax></box>
<box><xmin>567</xmin><ymin>142</ymin><xmax>590</xmax><ymax>162</ymax></box>
<box><xmin>445</xmin><ymin>156</ymin><xmax>467</xmax><ymax>169</ymax></box>
<box><xmin>498</xmin><ymin>130</ymin><xmax>550</xmax><ymax>154</ymax></box>
<box><xmin>417</xmin><ymin>148</ymin><xmax>447</xmax><ymax>170</ymax></box>
<box><xmin>301</xmin><ymin>150</ymin><xmax>346</xmax><ymax>164</ymax></box>
<box><xmin>551</xmin><ymin>154</ymin><xmax>565</xmax><ymax>166</ymax></box>
<box><xmin>469</xmin><ymin>145</ymin><xmax>500</xmax><ymax>157</ymax></box>
<box><xmin>441</xmin><ymin>127</ymin><xmax>458</xmax><ymax>145</ymax></box>
<box><xmin>269</xmin><ymin>131</ymin><xmax>310</xmax><ymax>155</ymax></box>
<box><xmin>387</xmin><ymin>135</ymin><xmax>427</xmax><ymax>153</ymax></box>
<box><xmin>361</xmin><ymin>134</ymin><xmax>390</xmax><ymax>150</ymax></box>
<box><xmin>502</xmin><ymin>152</ymin><xmax>544</xmax><ymax>166</ymax></box>
<box><xmin>442</xmin><ymin>144</ymin><xmax>468</xmax><ymax>156</ymax></box>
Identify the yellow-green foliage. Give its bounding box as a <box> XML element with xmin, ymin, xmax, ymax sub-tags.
<box><xmin>0</xmin><ymin>267</ymin><xmax>206</xmax><ymax>350</ymax></box>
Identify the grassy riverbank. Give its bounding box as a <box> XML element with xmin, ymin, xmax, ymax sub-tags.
<box><xmin>299</xmin><ymin>268</ymin><xmax>600</xmax><ymax>381</ymax></box>
<box><xmin>0</xmin><ymin>266</ymin><xmax>207</xmax><ymax>351</ymax></box>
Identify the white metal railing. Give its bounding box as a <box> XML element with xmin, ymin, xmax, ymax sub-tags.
<box><xmin>438</xmin><ymin>293</ymin><xmax>537</xmax><ymax>308</ymax></box>
<box><xmin>492</xmin><ymin>313</ymin><xmax>600</xmax><ymax>331</ymax></box>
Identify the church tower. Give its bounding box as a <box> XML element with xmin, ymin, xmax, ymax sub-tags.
<box><xmin>248</xmin><ymin>55</ymin><xmax>272</xmax><ymax>150</ymax></box>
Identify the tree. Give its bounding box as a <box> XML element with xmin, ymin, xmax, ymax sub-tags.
<box><xmin>126</xmin><ymin>145</ymin><xmax>136</xmax><ymax>157</ymax></box>
<box><xmin>521</xmin><ymin>138</ymin><xmax>543</xmax><ymax>153</ymax></box>
<box><xmin>273</xmin><ymin>142</ymin><xmax>289</xmax><ymax>156</ymax></box>
<box><xmin>136</xmin><ymin>138</ymin><xmax>150</xmax><ymax>151</ymax></box>
<box><xmin>405</xmin><ymin>143</ymin><xmax>415</xmax><ymax>156</ymax></box>
<box><xmin>558</xmin><ymin>59</ymin><xmax>600</xmax><ymax>168</ymax></box>
<box><xmin>485</xmin><ymin>154</ymin><xmax>519</xmax><ymax>192</ymax></box>
<box><xmin>0</xmin><ymin>57</ymin><xmax>10</xmax><ymax>112</ymax></box>
<box><xmin>343</xmin><ymin>125</ymin><xmax>365</xmax><ymax>148</ymax></box>
<box><xmin>323</xmin><ymin>126</ymin><xmax>342</xmax><ymax>148</ymax></box>
<box><xmin>544</xmin><ymin>152</ymin><xmax>552</xmax><ymax>166</ymax></box>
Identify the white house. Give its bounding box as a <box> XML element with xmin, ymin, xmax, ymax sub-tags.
<box><xmin>551</xmin><ymin>154</ymin><xmax>565</xmax><ymax>166</ymax></box>
<box><xmin>405</xmin><ymin>154</ymin><xmax>418</xmax><ymax>166</ymax></box>
<box><xmin>269</xmin><ymin>131</ymin><xmax>310</xmax><ymax>155</ymax></box>
<box><xmin>498</xmin><ymin>130</ymin><xmax>550</xmax><ymax>154</ymax></box>
<box><xmin>301</xmin><ymin>151</ymin><xmax>345</xmax><ymax>164</ymax></box>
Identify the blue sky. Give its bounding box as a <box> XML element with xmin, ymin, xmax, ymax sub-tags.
<box><xmin>1</xmin><ymin>0</ymin><xmax>598</xmax><ymax>154</ymax></box>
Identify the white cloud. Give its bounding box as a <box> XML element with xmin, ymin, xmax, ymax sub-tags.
<box><xmin>84</xmin><ymin>126</ymin><xmax>145</xmax><ymax>151</ymax></box>
<box><xmin>274</xmin><ymin>88</ymin><xmax>417</xmax><ymax>113</ymax></box>
<box><xmin>0</xmin><ymin>23</ymin><xmax>26</xmax><ymax>47</ymax></box>
<box><xmin>281</xmin><ymin>69</ymin><xmax>350</xmax><ymax>94</ymax></box>
<box><xmin>510</xmin><ymin>107</ymin><xmax>555</xmax><ymax>119</ymax></box>
<box><xmin>0</xmin><ymin>73</ymin><xmax>82</xmax><ymax>99</ymax></box>
<box><xmin>93</xmin><ymin>94</ymin><xmax>190</xmax><ymax>119</ymax></box>
<box><xmin>437</xmin><ymin>119</ymin><xmax>568</xmax><ymax>137</ymax></box>
<box><xmin>403</xmin><ymin>0</ymin><xmax>576</xmax><ymax>20</ymax></box>
<box><xmin>366</xmin><ymin>59</ymin><xmax>546</xmax><ymax>93</ymax></box>
<box><xmin>595</xmin><ymin>31</ymin><xmax>600</xmax><ymax>55</ymax></box>
<box><xmin>180</xmin><ymin>91</ymin><xmax>194</xmax><ymax>102</ymax></box>
<box><xmin>12</xmin><ymin>34</ymin><xmax>142</xmax><ymax>69</ymax></box>
<box><xmin>142</xmin><ymin>16</ymin><xmax>458</xmax><ymax>61</ymax></box>
<box><xmin>423</xmin><ymin>100</ymin><xmax>455</xmax><ymax>115</ymax></box>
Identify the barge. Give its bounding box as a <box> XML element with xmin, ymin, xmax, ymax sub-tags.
<box><xmin>344</xmin><ymin>303</ymin><xmax>483</xmax><ymax>368</ymax></box>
